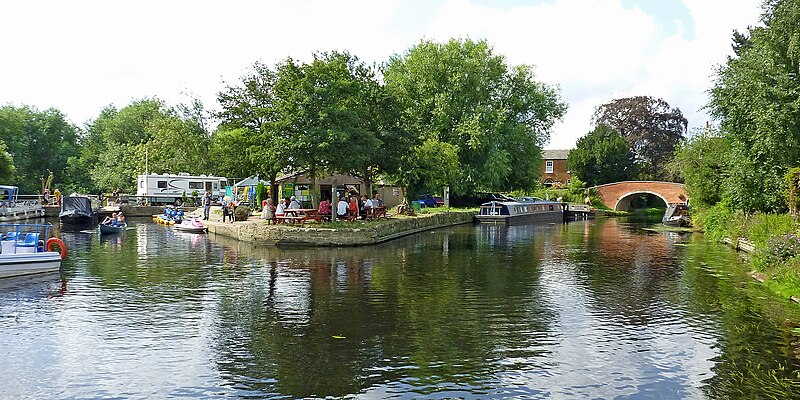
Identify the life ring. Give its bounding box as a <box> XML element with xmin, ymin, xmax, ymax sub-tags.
<box><xmin>46</xmin><ymin>237</ymin><xmax>67</xmax><ymax>260</ymax></box>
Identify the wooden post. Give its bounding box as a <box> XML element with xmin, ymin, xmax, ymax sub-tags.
<box><xmin>331</xmin><ymin>179</ymin><xmax>337</xmax><ymax>222</ymax></box>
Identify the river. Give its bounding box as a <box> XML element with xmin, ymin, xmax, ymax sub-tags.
<box><xmin>1</xmin><ymin>218</ymin><xmax>799</xmax><ymax>399</ymax></box>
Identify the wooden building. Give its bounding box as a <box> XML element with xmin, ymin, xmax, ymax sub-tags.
<box><xmin>274</xmin><ymin>171</ymin><xmax>403</xmax><ymax>208</ymax></box>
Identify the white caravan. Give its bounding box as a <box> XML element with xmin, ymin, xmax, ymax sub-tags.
<box><xmin>136</xmin><ymin>173</ymin><xmax>228</xmax><ymax>205</ymax></box>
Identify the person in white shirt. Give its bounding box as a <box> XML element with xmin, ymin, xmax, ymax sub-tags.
<box><xmin>275</xmin><ymin>198</ymin><xmax>287</xmax><ymax>219</ymax></box>
<box><xmin>288</xmin><ymin>196</ymin><xmax>302</xmax><ymax>210</ymax></box>
<box><xmin>336</xmin><ymin>197</ymin><xmax>349</xmax><ymax>218</ymax></box>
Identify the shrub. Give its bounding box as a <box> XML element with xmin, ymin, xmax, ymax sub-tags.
<box><xmin>754</xmin><ymin>233</ymin><xmax>800</xmax><ymax>270</ymax></box>
<box><xmin>234</xmin><ymin>205</ymin><xmax>251</xmax><ymax>220</ymax></box>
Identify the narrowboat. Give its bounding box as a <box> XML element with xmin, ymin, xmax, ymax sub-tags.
<box><xmin>476</xmin><ymin>197</ymin><xmax>563</xmax><ymax>223</ymax></box>
<box><xmin>662</xmin><ymin>204</ymin><xmax>691</xmax><ymax>227</ymax></box>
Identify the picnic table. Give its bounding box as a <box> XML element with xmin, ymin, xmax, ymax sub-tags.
<box><xmin>277</xmin><ymin>208</ymin><xmax>323</xmax><ymax>226</ymax></box>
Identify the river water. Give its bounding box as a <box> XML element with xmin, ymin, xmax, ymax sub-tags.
<box><xmin>1</xmin><ymin>218</ymin><xmax>799</xmax><ymax>399</ymax></box>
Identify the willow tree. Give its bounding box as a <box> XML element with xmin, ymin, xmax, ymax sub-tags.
<box><xmin>383</xmin><ymin>38</ymin><xmax>567</xmax><ymax>196</ymax></box>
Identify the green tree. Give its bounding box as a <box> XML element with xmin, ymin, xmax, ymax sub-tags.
<box><xmin>383</xmin><ymin>38</ymin><xmax>567</xmax><ymax>196</ymax></box>
<box><xmin>0</xmin><ymin>105</ymin><xmax>80</xmax><ymax>193</ymax></box>
<box><xmin>82</xmin><ymin>98</ymin><xmax>211</xmax><ymax>192</ymax></box>
<box><xmin>668</xmin><ymin>128</ymin><xmax>730</xmax><ymax>208</ymax></box>
<box><xmin>567</xmin><ymin>124</ymin><xmax>638</xmax><ymax>186</ymax></box>
<box><xmin>592</xmin><ymin>96</ymin><xmax>687</xmax><ymax>181</ymax></box>
<box><xmin>0</xmin><ymin>141</ymin><xmax>15</xmax><ymax>182</ymax></box>
<box><xmin>216</xmin><ymin>62</ymin><xmax>287</xmax><ymax>203</ymax></box>
<box><xmin>708</xmin><ymin>0</ymin><xmax>800</xmax><ymax>212</ymax></box>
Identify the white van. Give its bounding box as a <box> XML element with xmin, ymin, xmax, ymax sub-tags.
<box><xmin>136</xmin><ymin>173</ymin><xmax>228</xmax><ymax>206</ymax></box>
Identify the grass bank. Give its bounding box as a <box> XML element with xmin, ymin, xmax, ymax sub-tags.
<box><xmin>695</xmin><ymin>203</ymin><xmax>800</xmax><ymax>301</ymax></box>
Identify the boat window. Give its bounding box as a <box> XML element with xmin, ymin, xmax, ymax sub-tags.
<box><xmin>549</xmin><ymin>205</ymin><xmax>554</xmax><ymax>211</ymax></box>
<box><xmin>157</xmin><ymin>181</ymin><xmax>167</xmax><ymax>189</ymax></box>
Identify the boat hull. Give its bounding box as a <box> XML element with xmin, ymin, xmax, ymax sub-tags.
<box><xmin>99</xmin><ymin>223</ymin><xmax>126</xmax><ymax>234</ymax></box>
<box><xmin>174</xmin><ymin>225</ymin><xmax>207</xmax><ymax>233</ymax></box>
<box><xmin>475</xmin><ymin>210</ymin><xmax>563</xmax><ymax>224</ymax></box>
<box><xmin>60</xmin><ymin>214</ymin><xmax>99</xmax><ymax>231</ymax></box>
<box><xmin>0</xmin><ymin>252</ymin><xmax>62</xmax><ymax>278</ymax></box>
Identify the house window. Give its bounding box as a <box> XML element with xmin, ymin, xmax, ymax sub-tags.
<box><xmin>544</xmin><ymin>179</ymin><xmax>553</xmax><ymax>187</ymax></box>
<box><xmin>546</xmin><ymin>160</ymin><xmax>554</xmax><ymax>173</ymax></box>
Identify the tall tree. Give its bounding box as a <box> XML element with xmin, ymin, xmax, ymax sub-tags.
<box><xmin>567</xmin><ymin>124</ymin><xmax>638</xmax><ymax>186</ymax></box>
<box><xmin>592</xmin><ymin>96</ymin><xmax>687</xmax><ymax>181</ymax></box>
<box><xmin>383</xmin><ymin>38</ymin><xmax>567</xmax><ymax>196</ymax></box>
<box><xmin>708</xmin><ymin>0</ymin><xmax>800</xmax><ymax>212</ymax></box>
<box><xmin>82</xmin><ymin>98</ymin><xmax>211</xmax><ymax>192</ymax></box>
<box><xmin>668</xmin><ymin>128</ymin><xmax>730</xmax><ymax>207</ymax></box>
<box><xmin>0</xmin><ymin>105</ymin><xmax>80</xmax><ymax>193</ymax></box>
<box><xmin>216</xmin><ymin>62</ymin><xmax>288</xmax><ymax>203</ymax></box>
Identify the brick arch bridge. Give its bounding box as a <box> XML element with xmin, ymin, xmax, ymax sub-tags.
<box><xmin>592</xmin><ymin>181</ymin><xmax>687</xmax><ymax>211</ymax></box>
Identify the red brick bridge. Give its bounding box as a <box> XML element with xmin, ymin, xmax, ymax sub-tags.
<box><xmin>592</xmin><ymin>181</ymin><xmax>687</xmax><ymax>210</ymax></box>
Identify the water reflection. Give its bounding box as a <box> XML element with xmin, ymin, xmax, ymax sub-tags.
<box><xmin>0</xmin><ymin>218</ymin><xmax>798</xmax><ymax>398</ymax></box>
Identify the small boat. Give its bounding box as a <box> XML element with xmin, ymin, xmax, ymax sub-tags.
<box><xmin>174</xmin><ymin>217</ymin><xmax>207</xmax><ymax>233</ymax></box>
<box><xmin>663</xmin><ymin>204</ymin><xmax>691</xmax><ymax>227</ymax></box>
<box><xmin>59</xmin><ymin>195</ymin><xmax>100</xmax><ymax>231</ymax></box>
<box><xmin>476</xmin><ymin>197</ymin><xmax>563</xmax><ymax>223</ymax></box>
<box><xmin>99</xmin><ymin>222</ymin><xmax>127</xmax><ymax>235</ymax></box>
<box><xmin>0</xmin><ymin>223</ymin><xmax>66</xmax><ymax>278</ymax></box>
<box><xmin>0</xmin><ymin>186</ymin><xmax>45</xmax><ymax>222</ymax></box>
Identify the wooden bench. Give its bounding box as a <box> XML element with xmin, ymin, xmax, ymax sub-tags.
<box><xmin>373</xmin><ymin>206</ymin><xmax>387</xmax><ymax>219</ymax></box>
<box><xmin>301</xmin><ymin>210</ymin><xmax>322</xmax><ymax>224</ymax></box>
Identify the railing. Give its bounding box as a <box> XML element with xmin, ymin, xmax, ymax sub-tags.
<box><xmin>0</xmin><ymin>223</ymin><xmax>53</xmax><ymax>253</ymax></box>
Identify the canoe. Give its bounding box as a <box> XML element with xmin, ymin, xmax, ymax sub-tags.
<box><xmin>99</xmin><ymin>223</ymin><xmax>127</xmax><ymax>235</ymax></box>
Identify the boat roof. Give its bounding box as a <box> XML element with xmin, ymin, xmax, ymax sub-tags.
<box><xmin>481</xmin><ymin>199</ymin><xmax>560</xmax><ymax>206</ymax></box>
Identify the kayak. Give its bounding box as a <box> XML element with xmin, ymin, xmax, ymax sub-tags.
<box><xmin>99</xmin><ymin>222</ymin><xmax>126</xmax><ymax>235</ymax></box>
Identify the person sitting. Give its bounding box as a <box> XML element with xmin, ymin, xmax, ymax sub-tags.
<box><xmin>102</xmin><ymin>213</ymin><xmax>116</xmax><ymax>225</ymax></box>
<box><xmin>275</xmin><ymin>198</ymin><xmax>287</xmax><ymax>223</ymax></box>
<box><xmin>362</xmin><ymin>195</ymin><xmax>374</xmax><ymax>219</ymax></box>
<box><xmin>288</xmin><ymin>196</ymin><xmax>302</xmax><ymax>210</ymax></box>
<box><xmin>349</xmin><ymin>196</ymin><xmax>359</xmax><ymax>218</ymax></box>
<box><xmin>318</xmin><ymin>196</ymin><xmax>331</xmax><ymax>217</ymax></box>
<box><xmin>337</xmin><ymin>197</ymin><xmax>349</xmax><ymax>219</ymax></box>
<box><xmin>374</xmin><ymin>193</ymin><xmax>384</xmax><ymax>208</ymax></box>
<box><xmin>115</xmin><ymin>212</ymin><xmax>125</xmax><ymax>226</ymax></box>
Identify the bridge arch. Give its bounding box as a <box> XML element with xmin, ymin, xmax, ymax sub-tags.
<box><xmin>592</xmin><ymin>181</ymin><xmax>687</xmax><ymax>211</ymax></box>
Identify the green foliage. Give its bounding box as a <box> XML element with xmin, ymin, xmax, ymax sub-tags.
<box><xmin>234</xmin><ymin>205</ymin><xmax>251</xmax><ymax>217</ymax></box>
<box><xmin>784</xmin><ymin>167</ymin><xmax>800</xmax><ymax>219</ymax></box>
<box><xmin>0</xmin><ymin>141</ymin><xmax>15</xmax><ymax>182</ymax></box>
<box><xmin>383</xmin><ymin>38</ymin><xmax>567</xmax><ymax>195</ymax></box>
<box><xmin>255</xmin><ymin>182</ymin><xmax>266</xmax><ymax>209</ymax></box>
<box><xmin>0</xmin><ymin>105</ymin><xmax>80</xmax><ymax>193</ymax></box>
<box><xmin>82</xmin><ymin>98</ymin><xmax>211</xmax><ymax>192</ymax></box>
<box><xmin>669</xmin><ymin>128</ymin><xmax>730</xmax><ymax>208</ymax></box>
<box><xmin>708</xmin><ymin>0</ymin><xmax>800</xmax><ymax>212</ymax></box>
<box><xmin>567</xmin><ymin>124</ymin><xmax>638</xmax><ymax>186</ymax></box>
<box><xmin>592</xmin><ymin>96</ymin><xmax>686</xmax><ymax>181</ymax></box>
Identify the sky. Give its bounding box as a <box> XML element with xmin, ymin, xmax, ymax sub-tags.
<box><xmin>1</xmin><ymin>0</ymin><xmax>763</xmax><ymax>149</ymax></box>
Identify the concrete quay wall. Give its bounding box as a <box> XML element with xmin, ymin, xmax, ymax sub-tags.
<box><xmin>205</xmin><ymin>211</ymin><xmax>476</xmax><ymax>247</ymax></box>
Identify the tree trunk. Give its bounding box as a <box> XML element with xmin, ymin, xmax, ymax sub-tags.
<box><xmin>269</xmin><ymin>171</ymin><xmax>279</xmax><ymax>206</ymax></box>
<box><xmin>309</xmin><ymin>163</ymin><xmax>317</xmax><ymax>208</ymax></box>
<box><xmin>362</xmin><ymin>166</ymin><xmax>372</xmax><ymax>198</ymax></box>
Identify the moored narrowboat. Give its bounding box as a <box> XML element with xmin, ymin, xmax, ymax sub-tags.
<box><xmin>476</xmin><ymin>198</ymin><xmax>562</xmax><ymax>223</ymax></box>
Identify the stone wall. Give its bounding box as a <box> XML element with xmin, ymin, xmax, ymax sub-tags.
<box><xmin>206</xmin><ymin>210</ymin><xmax>476</xmax><ymax>247</ymax></box>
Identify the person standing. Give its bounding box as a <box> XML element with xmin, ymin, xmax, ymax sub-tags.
<box><xmin>202</xmin><ymin>191</ymin><xmax>212</xmax><ymax>220</ymax></box>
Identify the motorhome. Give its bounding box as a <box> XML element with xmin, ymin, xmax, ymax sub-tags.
<box><xmin>136</xmin><ymin>173</ymin><xmax>228</xmax><ymax>206</ymax></box>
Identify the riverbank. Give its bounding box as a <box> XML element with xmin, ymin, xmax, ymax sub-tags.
<box><xmin>203</xmin><ymin>209</ymin><xmax>477</xmax><ymax>247</ymax></box>
<box><xmin>694</xmin><ymin>205</ymin><xmax>800</xmax><ymax>304</ymax></box>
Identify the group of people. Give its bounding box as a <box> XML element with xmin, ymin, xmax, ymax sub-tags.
<box><xmin>258</xmin><ymin>193</ymin><xmax>385</xmax><ymax>222</ymax></box>
<box><xmin>335</xmin><ymin>193</ymin><xmax>384</xmax><ymax>220</ymax></box>
<box><xmin>101</xmin><ymin>212</ymin><xmax>126</xmax><ymax>226</ymax></box>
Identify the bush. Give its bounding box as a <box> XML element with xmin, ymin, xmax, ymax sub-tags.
<box><xmin>753</xmin><ymin>233</ymin><xmax>800</xmax><ymax>271</ymax></box>
<box><xmin>234</xmin><ymin>205</ymin><xmax>251</xmax><ymax>221</ymax></box>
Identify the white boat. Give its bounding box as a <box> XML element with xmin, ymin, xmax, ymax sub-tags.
<box><xmin>476</xmin><ymin>197</ymin><xmax>563</xmax><ymax>223</ymax></box>
<box><xmin>663</xmin><ymin>204</ymin><xmax>691</xmax><ymax>227</ymax></box>
<box><xmin>0</xmin><ymin>186</ymin><xmax>45</xmax><ymax>222</ymax></box>
<box><xmin>0</xmin><ymin>223</ymin><xmax>66</xmax><ymax>278</ymax></box>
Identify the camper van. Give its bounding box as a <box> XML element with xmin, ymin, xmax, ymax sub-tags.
<box><xmin>136</xmin><ymin>173</ymin><xmax>228</xmax><ymax>206</ymax></box>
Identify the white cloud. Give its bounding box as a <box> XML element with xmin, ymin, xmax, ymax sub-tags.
<box><xmin>0</xmin><ymin>0</ymin><xmax>763</xmax><ymax>150</ymax></box>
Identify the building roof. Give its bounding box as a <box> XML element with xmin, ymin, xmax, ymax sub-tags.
<box><xmin>542</xmin><ymin>149</ymin><xmax>571</xmax><ymax>160</ymax></box>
